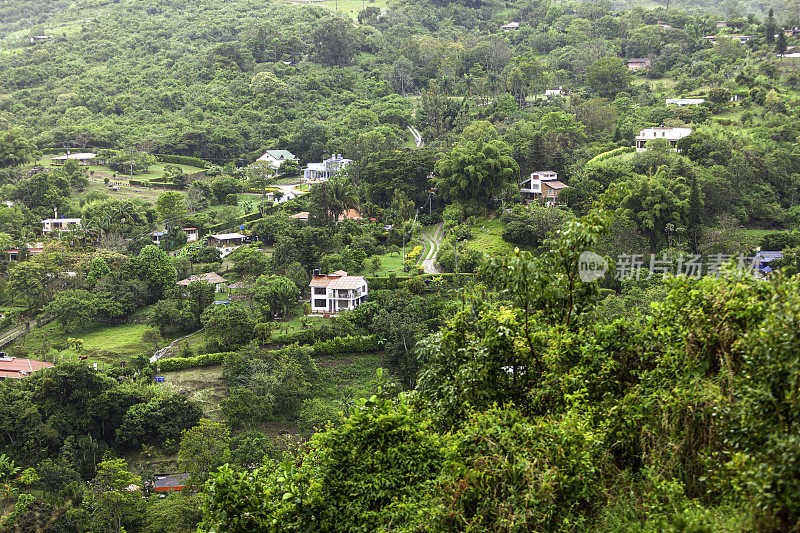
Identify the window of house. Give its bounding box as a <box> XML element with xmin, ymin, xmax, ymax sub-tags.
<box><xmin>314</xmin><ymin>288</ymin><xmax>326</xmax><ymax>295</ymax></box>
<box><xmin>314</xmin><ymin>299</ymin><xmax>327</xmax><ymax>307</ymax></box>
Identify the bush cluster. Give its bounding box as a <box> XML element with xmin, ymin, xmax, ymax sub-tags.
<box><xmin>156</xmin><ymin>352</ymin><xmax>234</xmax><ymax>372</ymax></box>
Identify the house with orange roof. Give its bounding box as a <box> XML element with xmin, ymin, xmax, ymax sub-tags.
<box><xmin>309</xmin><ymin>270</ymin><xmax>369</xmax><ymax>314</ymax></box>
<box><xmin>0</xmin><ymin>355</ymin><xmax>54</xmax><ymax>379</ymax></box>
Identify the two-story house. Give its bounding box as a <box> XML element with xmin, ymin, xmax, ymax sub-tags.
<box><xmin>519</xmin><ymin>171</ymin><xmax>568</xmax><ymax>206</ymax></box>
<box><xmin>635</xmin><ymin>127</ymin><xmax>692</xmax><ymax>152</ymax></box>
<box><xmin>309</xmin><ymin>270</ymin><xmax>369</xmax><ymax>314</ymax></box>
<box><xmin>302</xmin><ymin>154</ymin><xmax>352</xmax><ymax>183</ymax></box>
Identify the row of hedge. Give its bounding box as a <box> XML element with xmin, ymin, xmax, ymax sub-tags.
<box><xmin>271</xmin><ymin>329</ymin><xmax>317</xmax><ymax>346</ymax></box>
<box><xmin>586</xmin><ymin>146</ymin><xmax>634</xmax><ymax>166</ymax></box>
<box><xmin>311</xmin><ymin>335</ymin><xmax>382</xmax><ymax>356</ymax></box>
<box><xmin>154</xmin><ymin>335</ymin><xmax>381</xmax><ymax>372</ymax></box>
<box><xmin>205</xmin><ymin>212</ymin><xmax>263</xmax><ymax>234</ymax></box>
<box><xmin>364</xmin><ymin>272</ymin><xmax>476</xmax><ymax>290</ymax></box>
<box><xmin>129</xmin><ymin>179</ymin><xmax>184</xmax><ymax>190</ymax></box>
<box><xmin>155</xmin><ymin>351</ymin><xmax>235</xmax><ymax>372</ymax></box>
<box><xmin>155</xmin><ymin>154</ymin><xmax>212</xmax><ymax>168</ymax></box>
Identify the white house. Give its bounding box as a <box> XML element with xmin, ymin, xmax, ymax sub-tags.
<box><xmin>520</xmin><ymin>171</ymin><xmax>568</xmax><ymax>206</ymax></box>
<box><xmin>703</xmin><ymin>34</ymin><xmax>755</xmax><ymax>45</ymax></box>
<box><xmin>666</xmin><ymin>98</ymin><xmax>705</xmax><ymax>106</ymax></box>
<box><xmin>302</xmin><ymin>154</ymin><xmax>352</xmax><ymax>183</ymax></box>
<box><xmin>50</xmin><ymin>153</ymin><xmax>96</xmax><ymax>166</ymax></box>
<box><xmin>502</xmin><ymin>22</ymin><xmax>520</xmax><ymax>31</ymax></box>
<box><xmin>182</xmin><ymin>228</ymin><xmax>199</xmax><ymax>242</ymax></box>
<box><xmin>256</xmin><ymin>150</ymin><xmax>297</xmax><ymax>171</ymax></box>
<box><xmin>150</xmin><ymin>231</ymin><xmax>166</xmax><ymax>245</ymax></box>
<box><xmin>309</xmin><ymin>270</ymin><xmax>369</xmax><ymax>314</ymax></box>
<box><xmin>635</xmin><ymin>127</ymin><xmax>693</xmax><ymax>152</ymax></box>
<box><xmin>207</xmin><ymin>233</ymin><xmax>246</xmax><ymax>257</ymax></box>
<box><xmin>42</xmin><ymin>218</ymin><xmax>81</xmax><ymax>234</ymax></box>
<box><xmin>544</xmin><ymin>87</ymin><xmax>564</xmax><ymax>98</ymax></box>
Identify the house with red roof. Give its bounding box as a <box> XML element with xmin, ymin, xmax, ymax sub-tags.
<box><xmin>0</xmin><ymin>355</ymin><xmax>54</xmax><ymax>379</ymax></box>
<box><xmin>309</xmin><ymin>270</ymin><xmax>369</xmax><ymax>314</ymax></box>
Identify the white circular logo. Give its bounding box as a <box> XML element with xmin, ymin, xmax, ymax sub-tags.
<box><xmin>578</xmin><ymin>251</ymin><xmax>608</xmax><ymax>282</ymax></box>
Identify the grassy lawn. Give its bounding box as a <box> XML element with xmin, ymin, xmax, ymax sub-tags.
<box><xmin>274</xmin><ymin>304</ymin><xmax>328</xmax><ymax>332</ymax></box>
<box><xmin>16</xmin><ymin>321</ymin><xmax>155</xmax><ymax>363</ymax></box>
<box><xmin>371</xmin><ymin>250</ymin><xmax>405</xmax><ymax>276</ymax></box>
<box><xmin>76</xmin><ymin>179</ymin><xmax>171</xmax><ymax>205</ymax></box>
<box><xmin>315</xmin><ymin>0</ymin><xmax>388</xmax><ymax>20</ymax></box>
<box><xmin>465</xmin><ymin>217</ymin><xmax>514</xmax><ymax>257</ymax></box>
<box><xmin>316</xmin><ymin>352</ymin><xmax>394</xmax><ymax>396</ymax></box>
<box><xmin>743</xmin><ymin>228</ymin><xmax>782</xmax><ymax>239</ymax></box>
<box><xmin>38</xmin><ymin>157</ymin><xmax>202</xmax><ymax>179</ymax></box>
<box><xmin>157</xmin><ymin>365</ymin><xmax>226</xmax><ymax>419</ymax></box>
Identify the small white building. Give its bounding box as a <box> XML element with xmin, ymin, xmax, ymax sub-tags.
<box><xmin>703</xmin><ymin>34</ymin><xmax>754</xmax><ymax>45</ymax></box>
<box><xmin>502</xmin><ymin>22</ymin><xmax>520</xmax><ymax>31</ymax></box>
<box><xmin>544</xmin><ymin>87</ymin><xmax>564</xmax><ymax>98</ymax></box>
<box><xmin>519</xmin><ymin>171</ymin><xmax>568</xmax><ymax>206</ymax></box>
<box><xmin>42</xmin><ymin>218</ymin><xmax>81</xmax><ymax>234</ymax></box>
<box><xmin>666</xmin><ymin>98</ymin><xmax>705</xmax><ymax>106</ymax></box>
<box><xmin>182</xmin><ymin>228</ymin><xmax>199</xmax><ymax>242</ymax></box>
<box><xmin>50</xmin><ymin>153</ymin><xmax>96</xmax><ymax>166</ymax></box>
<box><xmin>635</xmin><ymin>127</ymin><xmax>693</xmax><ymax>152</ymax></box>
<box><xmin>207</xmin><ymin>233</ymin><xmax>246</xmax><ymax>257</ymax></box>
<box><xmin>256</xmin><ymin>150</ymin><xmax>297</xmax><ymax>171</ymax></box>
<box><xmin>309</xmin><ymin>270</ymin><xmax>369</xmax><ymax>314</ymax></box>
<box><xmin>150</xmin><ymin>231</ymin><xmax>166</xmax><ymax>245</ymax></box>
<box><xmin>303</xmin><ymin>154</ymin><xmax>351</xmax><ymax>183</ymax></box>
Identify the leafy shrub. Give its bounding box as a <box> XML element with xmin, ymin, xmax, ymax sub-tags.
<box><xmin>156</xmin><ymin>352</ymin><xmax>234</xmax><ymax>372</ymax></box>
<box><xmin>155</xmin><ymin>154</ymin><xmax>212</xmax><ymax>168</ymax></box>
<box><xmin>312</xmin><ymin>335</ymin><xmax>382</xmax><ymax>356</ymax></box>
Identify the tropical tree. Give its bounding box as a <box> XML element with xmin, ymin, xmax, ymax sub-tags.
<box><xmin>89</xmin><ymin>459</ymin><xmax>145</xmax><ymax>533</ymax></box>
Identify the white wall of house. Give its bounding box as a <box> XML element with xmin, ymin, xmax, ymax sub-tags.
<box><xmin>310</xmin><ymin>282</ymin><xmax>369</xmax><ymax>314</ymax></box>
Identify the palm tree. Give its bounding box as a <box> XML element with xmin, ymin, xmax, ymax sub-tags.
<box><xmin>460</xmin><ymin>74</ymin><xmax>475</xmax><ymax>106</ymax></box>
<box><xmin>325</xmin><ymin>175</ymin><xmax>359</xmax><ymax>225</ymax></box>
<box><xmin>440</xmin><ymin>75</ymin><xmax>455</xmax><ymax>96</ymax></box>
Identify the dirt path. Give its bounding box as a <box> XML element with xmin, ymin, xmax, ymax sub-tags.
<box><xmin>418</xmin><ymin>223</ymin><xmax>443</xmax><ymax>274</ymax></box>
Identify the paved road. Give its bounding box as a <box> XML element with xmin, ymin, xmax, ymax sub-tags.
<box><xmin>150</xmin><ymin>330</ymin><xmax>201</xmax><ymax>364</ymax></box>
<box><xmin>419</xmin><ymin>223</ymin><xmax>443</xmax><ymax>274</ymax></box>
<box><xmin>408</xmin><ymin>126</ymin><xmax>424</xmax><ymax>148</ymax></box>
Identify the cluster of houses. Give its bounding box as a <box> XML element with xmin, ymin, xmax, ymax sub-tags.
<box><xmin>518</xmin><ymin>126</ymin><xmax>693</xmax><ymax>206</ymax></box>
<box><xmin>257</xmin><ymin>150</ymin><xmax>352</xmax><ymax>184</ymax></box>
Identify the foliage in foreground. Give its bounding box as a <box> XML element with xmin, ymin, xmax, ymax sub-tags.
<box><xmin>201</xmin><ymin>212</ymin><xmax>800</xmax><ymax>532</ymax></box>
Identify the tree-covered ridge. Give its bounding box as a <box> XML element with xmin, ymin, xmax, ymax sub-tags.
<box><xmin>0</xmin><ymin>0</ymin><xmax>796</xmax><ymax>166</ymax></box>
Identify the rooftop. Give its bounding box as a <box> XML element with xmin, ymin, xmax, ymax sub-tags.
<box><xmin>258</xmin><ymin>149</ymin><xmax>297</xmax><ymax>161</ymax></box>
<box><xmin>153</xmin><ymin>473</ymin><xmax>190</xmax><ymax>491</ymax></box>
<box><xmin>50</xmin><ymin>153</ymin><xmax>96</xmax><ymax>160</ymax></box>
<box><xmin>310</xmin><ymin>270</ymin><xmax>366</xmax><ymax>289</ymax></box>
<box><xmin>177</xmin><ymin>272</ymin><xmax>227</xmax><ymax>286</ymax></box>
<box><xmin>208</xmin><ymin>233</ymin><xmax>246</xmax><ymax>240</ymax></box>
<box><xmin>0</xmin><ymin>357</ymin><xmax>55</xmax><ymax>378</ymax></box>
